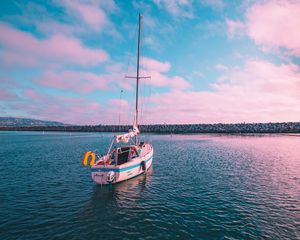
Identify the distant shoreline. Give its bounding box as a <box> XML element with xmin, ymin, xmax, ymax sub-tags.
<box><xmin>1</xmin><ymin>122</ymin><xmax>300</xmax><ymax>134</ymax></box>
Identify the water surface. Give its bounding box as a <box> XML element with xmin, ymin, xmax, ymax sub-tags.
<box><xmin>0</xmin><ymin>132</ymin><xmax>299</xmax><ymax>239</ymax></box>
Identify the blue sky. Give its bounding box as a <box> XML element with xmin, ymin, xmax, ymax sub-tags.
<box><xmin>1</xmin><ymin>0</ymin><xmax>300</xmax><ymax>124</ymax></box>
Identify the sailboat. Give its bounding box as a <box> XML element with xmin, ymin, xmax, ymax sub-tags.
<box><xmin>82</xmin><ymin>14</ymin><xmax>153</xmax><ymax>185</ymax></box>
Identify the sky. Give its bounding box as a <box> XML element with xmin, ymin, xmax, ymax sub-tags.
<box><xmin>1</xmin><ymin>0</ymin><xmax>300</xmax><ymax>125</ymax></box>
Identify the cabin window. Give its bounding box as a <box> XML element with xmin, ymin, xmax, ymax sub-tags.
<box><xmin>113</xmin><ymin>146</ymin><xmax>138</xmax><ymax>165</ymax></box>
<box><xmin>117</xmin><ymin>149</ymin><xmax>130</xmax><ymax>165</ymax></box>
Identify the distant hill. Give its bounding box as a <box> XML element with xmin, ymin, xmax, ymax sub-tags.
<box><xmin>0</xmin><ymin>117</ymin><xmax>69</xmax><ymax>127</ymax></box>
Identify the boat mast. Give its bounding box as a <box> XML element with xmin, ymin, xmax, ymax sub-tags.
<box><xmin>135</xmin><ymin>13</ymin><xmax>142</xmax><ymax>146</ymax></box>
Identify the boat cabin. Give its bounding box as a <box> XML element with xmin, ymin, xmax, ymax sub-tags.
<box><xmin>111</xmin><ymin>145</ymin><xmax>139</xmax><ymax>165</ymax></box>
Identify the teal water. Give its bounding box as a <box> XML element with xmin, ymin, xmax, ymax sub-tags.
<box><xmin>0</xmin><ymin>132</ymin><xmax>299</xmax><ymax>240</ymax></box>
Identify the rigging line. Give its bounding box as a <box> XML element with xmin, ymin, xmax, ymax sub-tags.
<box><xmin>144</xmin><ymin>73</ymin><xmax>150</xmax><ymax>125</ymax></box>
<box><xmin>127</xmin><ymin>20</ymin><xmax>139</xmax><ymax>128</ymax></box>
<box><xmin>144</xmin><ymin>85</ymin><xmax>152</xmax><ymax>128</ymax></box>
<box><xmin>141</xmin><ymin>67</ymin><xmax>149</xmax><ymax>126</ymax></box>
<box><xmin>139</xmin><ymin>54</ymin><xmax>144</xmax><ymax>126</ymax></box>
<box><xmin>122</xmin><ymin>20</ymin><xmax>139</xmax><ymax>131</ymax></box>
<box><xmin>139</xmin><ymin>30</ymin><xmax>147</xmax><ymax>128</ymax></box>
<box><xmin>140</xmin><ymin>53</ymin><xmax>150</xmax><ymax>126</ymax></box>
<box><xmin>141</xmin><ymin>31</ymin><xmax>150</xmax><ymax>127</ymax></box>
<box><xmin>118</xmin><ymin>89</ymin><xmax>123</xmax><ymax>132</ymax></box>
<box><xmin>140</xmin><ymin>82</ymin><xmax>145</xmax><ymax>126</ymax></box>
<box><xmin>141</xmin><ymin>24</ymin><xmax>151</xmax><ymax>128</ymax></box>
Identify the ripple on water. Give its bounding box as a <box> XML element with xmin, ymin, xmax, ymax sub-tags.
<box><xmin>1</xmin><ymin>132</ymin><xmax>300</xmax><ymax>240</ymax></box>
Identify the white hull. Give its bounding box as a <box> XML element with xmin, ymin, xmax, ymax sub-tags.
<box><xmin>91</xmin><ymin>147</ymin><xmax>153</xmax><ymax>185</ymax></box>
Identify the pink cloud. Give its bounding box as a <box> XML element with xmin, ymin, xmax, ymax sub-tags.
<box><xmin>18</xmin><ymin>90</ymin><xmax>105</xmax><ymax>124</ymax></box>
<box><xmin>34</xmin><ymin>71</ymin><xmax>109</xmax><ymax>93</ymax></box>
<box><xmin>213</xmin><ymin>60</ymin><xmax>300</xmax><ymax>99</ymax></box>
<box><xmin>0</xmin><ymin>76</ymin><xmax>19</xmax><ymax>87</ymax></box>
<box><xmin>0</xmin><ymin>89</ymin><xmax>17</xmax><ymax>100</ymax></box>
<box><xmin>105</xmin><ymin>63</ymin><xmax>124</xmax><ymax>73</ymax></box>
<box><xmin>140</xmin><ymin>57</ymin><xmax>190</xmax><ymax>90</ymax></box>
<box><xmin>23</xmin><ymin>89</ymin><xmax>44</xmax><ymax>102</ymax></box>
<box><xmin>59</xmin><ymin>0</ymin><xmax>121</xmax><ymax>38</ymax></box>
<box><xmin>16</xmin><ymin>89</ymin><xmax>135</xmax><ymax>125</ymax></box>
<box><xmin>9</xmin><ymin>1</ymin><xmax>119</xmax><ymax>38</ymax></box>
<box><xmin>0</xmin><ymin>23</ymin><xmax>108</xmax><ymax>67</ymax></box>
<box><xmin>143</xmin><ymin>35</ymin><xmax>163</xmax><ymax>52</ymax></box>
<box><xmin>141</xmin><ymin>60</ymin><xmax>300</xmax><ymax>124</ymax></box>
<box><xmin>0</xmin><ymin>51</ymin><xmax>38</xmax><ymax>68</ymax></box>
<box><xmin>144</xmin><ymin>70</ymin><xmax>190</xmax><ymax>89</ymax></box>
<box><xmin>226</xmin><ymin>19</ymin><xmax>245</xmax><ymax>39</ymax></box>
<box><xmin>142</xmin><ymin>57</ymin><xmax>171</xmax><ymax>72</ymax></box>
<box><xmin>108</xmin><ymin>99</ymin><xmax>129</xmax><ymax>108</ymax></box>
<box><xmin>117</xmin><ymin>57</ymin><xmax>190</xmax><ymax>91</ymax></box>
<box><xmin>10</xmin><ymin>59</ymin><xmax>300</xmax><ymax>125</ymax></box>
<box><xmin>33</xmin><ymin>65</ymin><xmax>138</xmax><ymax>93</ymax></box>
<box><xmin>35</xmin><ymin>21</ymin><xmax>82</xmax><ymax>36</ymax></box>
<box><xmin>154</xmin><ymin>0</ymin><xmax>193</xmax><ymax>18</ymax></box>
<box><xmin>107</xmin><ymin>99</ymin><xmax>133</xmax><ymax>125</ymax></box>
<box><xmin>32</xmin><ymin>63</ymin><xmax>135</xmax><ymax>94</ymax></box>
<box><xmin>246</xmin><ymin>0</ymin><xmax>300</xmax><ymax>56</ymax></box>
<box><xmin>63</xmin><ymin>0</ymin><xmax>107</xmax><ymax>31</ymax></box>
<box><xmin>215</xmin><ymin>64</ymin><xmax>228</xmax><ymax>71</ymax></box>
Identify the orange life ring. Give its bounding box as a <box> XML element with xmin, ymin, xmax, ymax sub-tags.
<box><xmin>82</xmin><ymin>151</ymin><xmax>96</xmax><ymax>167</ymax></box>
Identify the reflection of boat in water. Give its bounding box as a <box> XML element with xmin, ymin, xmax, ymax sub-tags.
<box><xmin>81</xmin><ymin>14</ymin><xmax>153</xmax><ymax>185</ymax></box>
<box><xmin>113</xmin><ymin>166</ymin><xmax>153</xmax><ymax>193</ymax></box>
<box><xmin>80</xmin><ymin>167</ymin><xmax>153</xmax><ymax>221</ymax></box>
<box><xmin>98</xmin><ymin>166</ymin><xmax>153</xmax><ymax>195</ymax></box>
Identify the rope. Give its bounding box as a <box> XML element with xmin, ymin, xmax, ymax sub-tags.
<box><xmin>118</xmin><ymin>89</ymin><xmax>123</xmax><ymax>132</ymax></box>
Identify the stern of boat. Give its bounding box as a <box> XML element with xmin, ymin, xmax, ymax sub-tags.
<box><xmin>91</xmin><ymin>169</ymin><xmax>119</xmax><ymax>185</ymax></box>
